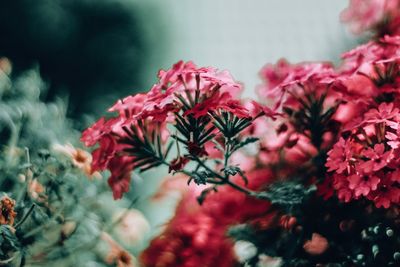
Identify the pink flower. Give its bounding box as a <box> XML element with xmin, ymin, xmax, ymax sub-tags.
<box><xmin>216</xmin><ymin>100</ymin><xmax>251</xmax><ymax>118</ymax></box>
<box><xmin>347</xmin><ymin>171</ymin><xmax>381</xmax><ymax>197</ymax></box>
<box><xmin>340</xmin><ymin>0</ymin><xmax>386</xmax><ymax>35</ymax></box>
<box><xmin>257</xmin><ymin>59</ymin><xmax>336</xmax><ymax>110</ymax></box>
<box><xmin>341</xmin><ymin>0</ymin><xmax>400</xmax><ymax>36</ymax></box>
<box><xmin>386</xmin><ymin>128</ymin><xmax>400</xmax><ymax>149</ymax></box>
<box><xmin>109</xmin><ymin>94</ymin><xmax>147</xmax><ymax>118</ymax></box>
<box><xmin>81</xmin><ymin>117</ymin><xmax>108</xmax><ymax>147</ymax></box>
<box><xmin>249</xmin><ymin>101</ymin><xmax>279</xmax><ymax>120</ymax></box>
<box><xmin>367</xmin><ymin>178</ymin><xmax>400</xmax><ymax>208</ymax></box>
<box><xmin>325</xmin><ymin>138</ymin><xmax>355</xmax><ymax>174</ymax></box>
<box><xmin>390</xmin><ymin>169</ymin><xmax>400</xmax><ymax>182</ymax></box>
<box><xmin>82</xmin><ymin>61</ymin><xmax>250</xmax><ymax>199</ymax></box>
<box><xmin>359</xmin><ymin>143</ymin><xmax>394</xmax><ymax>173</ymax></box>
<box><xmin>158</xmin><ymin>61</ymin><xmax>196</xmax><ymax>88</ymax></box>
<box><xmin>332</xmin><ymin>173</ymin><xmax>354</xmax><ymax>202</ymax></box>
<box><xmin>326</xmin><ymin>98</ymin><xmax>400</xmax><ymax>208</ymax></box>
<box><xmin>339</xmin><ymin>37</ymin><xmax>400</xmax><ymax>79</ymax></box>
<box><xmin>257</xmin><ymin>58</ymin><xmax>292</xmax><ymax>98</ymax></box>
<box><xmin>364</xmin><ymin>102</ymin><xmax>400</xmax><ymax>129</ymax></box>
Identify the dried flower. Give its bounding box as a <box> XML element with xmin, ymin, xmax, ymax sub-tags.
<box><xmin>0</xmin><ymin>196</ymin><xmax>17</xmax><ymax>226</ymax></box>
<box><xmin>102</xmin><ymin>232</ymin><xmax>136</xmax><ymax>267</ymax></box>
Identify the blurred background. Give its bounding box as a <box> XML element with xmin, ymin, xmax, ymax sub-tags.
<box><xmin>0</xmin><ymin>0</ymin><xmax>357</xmax><ymax>116</ymax></box>
<box><xmin>0</xmin><ymin>0</ymin><xmax>359</xmax><ymax>251</ymax></box>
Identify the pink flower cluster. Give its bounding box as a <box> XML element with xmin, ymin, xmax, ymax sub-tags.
<box><xmin>341</xmin><ymin>0</ymin><xmax>400</xmax><ymax>36</ymax></box>
<box><xmin>323</xmin><ymin>33</ymin><xmax>400</xmax><ymax>208</ymax></box>
<box><xmin>254</xmin><ymin>58</ymin><xmax>341</xmax><ymax>170</ymax></box>
<box><xmin>257</xmin><ymin>58</ymin><xmax>337</xmax><ymax>111</ymax></box>
<box><xmin>137</xmin><ymin>1</ymin><xmax>400</xmax><ymax>266</ymax></box>
<box><xmin>255</xmin><ymin>34</ymin><xmax>400</xmax><ymax>208</ymax></box>
<box><xmin>82</xmin><ymin>61</ymin><xmax>272</xmax><ymax>199</ymax></box>
<box><xmin>326</xmin><ymin>103</ymin><xmax>400</xmax><ymax>208</ymax></box>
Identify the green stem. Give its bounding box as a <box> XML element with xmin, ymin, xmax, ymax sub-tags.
<box><xmin>223</xmin><ymin>137</ymin><xmax>231</xmax><ymax>177</ymax></box>
<box><xmin>225</xmin><ymin>179</ymin><xmax>256</xmax><ymax>196</ymax></box>
<box><xmin>192</xmin><ymin>157</ymin><xmax>225</xmax><ymax>180</ymax></box>
<box><xmin>161</xmin><ymin>143</ymin><xmax>262</xmax><ymax>199</ymax></box>
<box><xmin>15</xmin><ymin>204</ymin><xmax>35</xmax><ymax>229</ymax></box>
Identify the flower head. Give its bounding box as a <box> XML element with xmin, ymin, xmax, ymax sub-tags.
<box><xmin>0</xmin><ymin>196</ymin><xmax>17</xmax><ymax>226</ymax></box>
<box><xmin>341</xmin><ymin>0</ymin><xmax>400</xmax><ymax>36</ymax></box>
<box><xmin>53</xmin><ymin>143</ymin><xmax>101</xmax><ymax>179</ymax></box>
<box><xmin>325</xmin><ymin>102</ymin><xmax>400</xmax><ymax>208</ymax></box>
<box><xmin>102</xmin><ymin>232</ymin><xmax>136</xmax><ymax>267</ymax></box>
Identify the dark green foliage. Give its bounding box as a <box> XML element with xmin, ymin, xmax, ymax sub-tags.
<box><xmin>0</xmin><ymin>0</ymin><xmax>165</xmax><ymax>116</ymax></box>
<box><xmin>256</xmin><ymin>181</ymin><xmax>316</xmax><ymax>209</ymax></box>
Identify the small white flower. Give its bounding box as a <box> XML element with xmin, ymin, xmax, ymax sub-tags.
<box><xmin>257</xmin><ymin>254</ymin><xmax>282</xmax><ymax>267</ymax></box>
<box><xmin>233</xmin><ymin>240</ymin><xmax>258</xmax><ymax>263</ymax></box>
<box><xmin>113</xmin><ymin>209</ymin><xmax>150</xmax><ymax>246</ymax></box>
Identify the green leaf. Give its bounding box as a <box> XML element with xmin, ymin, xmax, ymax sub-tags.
<box><xmin>231</xmin><ymin>137</ymin><xmax>259</xmax><ymax>153</ymax></box>
<box><xmin>255</xmin><ymin>181</ymin><xmax>316</xmax><ymax>208</ymax></box>
<box><xmin>0</xmin><ymin>225</ymin><xmax>20</xmax><ymax>252</ymax></box>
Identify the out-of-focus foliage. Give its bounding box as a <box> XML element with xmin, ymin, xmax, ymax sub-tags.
<box><xmin>0</xmin><ymin>60</ymin><xmax>149</xmax><ymax>267</ymax></box>
<box><xmin>0</xmin><ymin>0</ymin><xmax>165</xmax><ymax>117</ymax></box>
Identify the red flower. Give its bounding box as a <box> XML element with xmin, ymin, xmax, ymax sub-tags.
<box><xmin>332</xmin><ymin>173</ymin><xmax>354</xmax><ymax>203</ymax></box>
<box><xmin>217</xmin><ymin>100</ymin><xmax>251</xmax><ymax>118</ymax></box>
<box><xmin>107</xmin><ymin>156</ymin><xmax>134</xmax><ymax>200</ymax></box>
<box><xmin>91</xmin><ymin>134</ymin><xmax>117</xmax><ymax>172</ymax></box>
<box><xmin>187</xmin><ymin>142</ymin><xmax>208</xmax><ymax>157</ymax></box>
<box><xmin>168</xmin><ymin>157</ymin><xmax>190</xmax><ymax>173</ymax></box>
<box><xmin>183</xmin><ymin>92</ymin><xmax>230</xmax><ymax>118</ymax></box>
<box><xmin>317</xmin><ymin>177</ymin><xmax>335</xmax><ymax>200</ymax></box>
<box><xmin>141</xmin><ymin>169</ymin><xmax>274</xmax><ymax>267</ymax></box>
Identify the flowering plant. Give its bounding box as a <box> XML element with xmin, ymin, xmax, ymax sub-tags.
<box><xmin>83</xmin><ymin>1</ymin><xmax>400</xmax><ymax>267</ymax></box>
<box><xmin>82</xmin><ymin>61</ymin><xmax>276</xmax><ymax>201</ymax></box>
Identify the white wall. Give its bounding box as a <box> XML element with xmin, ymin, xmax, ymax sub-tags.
<box><xmin>143</xmin><ymin>0</ymin><xmax>357</xmax><ymax>97</ymax></box>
